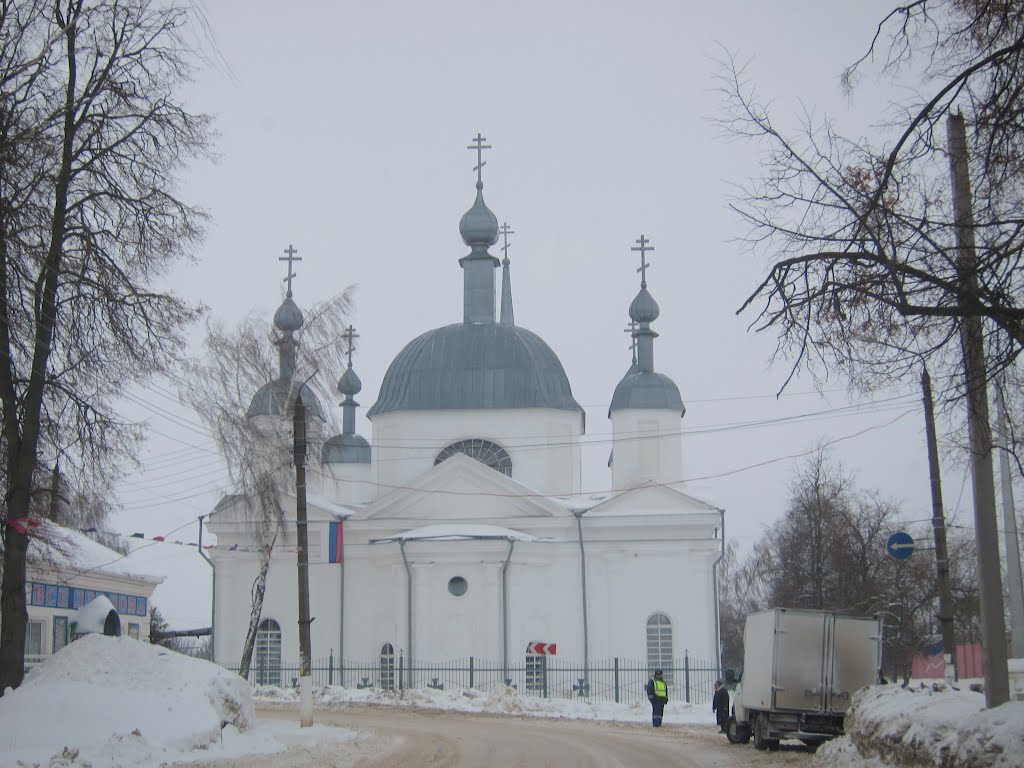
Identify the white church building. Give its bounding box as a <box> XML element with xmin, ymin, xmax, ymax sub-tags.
<box><xmin>207</xmin><ymin>140</ymin><xmax>726</xmax><ymax>695</ymax></box>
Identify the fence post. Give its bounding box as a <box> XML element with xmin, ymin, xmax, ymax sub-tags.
<box><xmin>399</xmin><ymin>652</ymin><xmax>405</xmax><ymax>690</ymax></box>
<box><xmin>684</xmin><ymin>650</ymin><xmax>691</xmax><ymax>704</ymax></box>
<box><xmin>614</xmin><ymin>657</ymin><xmax>620</xmax><ymax>703</ymax></box>
<box><xmin>329</xmin><ymin>649</ymin><xmax>334</xmax><ymax>686</ymax></box>
<box><xmin>469</xmin><ymin>656</ymin><xmax>475</xmax><ymax>690</ymax></box>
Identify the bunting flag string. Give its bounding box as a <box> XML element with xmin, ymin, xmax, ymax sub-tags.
<box><xmin>6</xmin><ymin>518</ymin><xmax>342</xmax><ymax>556</ymax></box>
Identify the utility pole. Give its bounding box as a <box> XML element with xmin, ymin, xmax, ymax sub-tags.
<box><xmin>921</xmin><ymin>366</ymin><xmax>958</xmax><ymax>681</ymax></box>
<box><xmin>293</xmin><ymin>396</ymin><xmax>313</xmax><ymax>726</ymax></box>
<box><xmin>996</xmin><ymin>380</ymin><xmax>1024</xmax><ymax>659</ymax></box>
<box><xmin>947</xmin><ymin>112</ymin><xmax>1009</xmax><ymax>707</ymax></box>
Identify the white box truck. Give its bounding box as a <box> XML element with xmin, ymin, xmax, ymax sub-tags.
<box><xmin>726</xmin><ymin>608</ymin><xmax>882</xmax><ymax>750</ymax></box>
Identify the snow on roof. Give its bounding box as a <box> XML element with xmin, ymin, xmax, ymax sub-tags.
<box><xmin>370</xmin><ymin>523</ymin><xmax>539</xmax><ymax>543</ymax></box>
<box><xmin>29</xmin><ymin>522</ymin><xmax>162</xmax><ymax>585</ymax></box>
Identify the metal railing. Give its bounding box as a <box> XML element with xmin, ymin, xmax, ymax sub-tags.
<box><xmin>223</xmin><ymin>651</ymin><xmax>719</xmax><ymax>705</ymax></box>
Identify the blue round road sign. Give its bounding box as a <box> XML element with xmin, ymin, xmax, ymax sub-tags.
<box><xmin>886</xmin><ymin>531</ymin><xmax>915</xmax><ymax>560</ymax></box>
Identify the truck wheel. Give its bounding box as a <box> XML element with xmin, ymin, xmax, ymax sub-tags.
<box><xmin>752</xmin><ymin>714</ymin><xmax>779</xmax><ymax>751</ymax></box>
<box><xmin>726</xmin><ymin>717</ymin><xmax>750</xmax><ymax>745</ymax></box>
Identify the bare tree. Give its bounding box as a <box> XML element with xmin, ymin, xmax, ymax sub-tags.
<box><xmin>720</xmin><ymin>449</ymin><xmax>979</xmax><ymax>675</ymax></box>
<box><xmin>181</xmin><ymin>289</ymin><xmax>354</xmax><ymax>678</ymax></box>
<box><xmin>717</xmin><ymin>1</ymin><xmax>1024</xmax><ymax>401</ymax></box>
<box><xmin>0</xmin><ymin>0</ymin><xmax>213</xmax><ymax>691</ymax></box>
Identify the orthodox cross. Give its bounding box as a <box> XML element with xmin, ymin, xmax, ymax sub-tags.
<box><xmin>499</xmin><ymin>222</ymin><xmax>515</xmax><ymax>264</ymax></box>
<box><xmin>631</xmin><ymin>234</ymin><xmax>654</xmax><ymax>286</ymax></box>
<box><xmin>341</xmin><ymin>325</ymin><xmax>359</xmax><ymax>367</ymax></box>
<box><xmin>467</xmin><ymin>132</ymin><xmax>492</xmax><ymax>184</ymax></box>
<box><xmin>280</xmin><ymin>244</ymin><xmax>301</xmax><ymax>296</ymax></box>
<box><xmin>624</xmin><ymin>320</ymin><xmax>639</xmax><ymax>362</ymax></box>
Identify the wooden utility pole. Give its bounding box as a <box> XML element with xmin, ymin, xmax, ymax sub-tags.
<box><xmin>947</xmin><ymin>112</ymin><xmax>1009</xmax><ymax>706</ymax></box>
<box><xmin>996</xmin><ymin>381</ymin><xmax>1024</xmax><ymax>659</ymax></box>
<box><xmin>293</xmin><ymin>396</ymin><xmax>313</xmax><ymax>726</ymax></box>
<box><xmin>921</xmin><ymin>366</ymin><xmax>958</xmax><ymax>680</ymax></box>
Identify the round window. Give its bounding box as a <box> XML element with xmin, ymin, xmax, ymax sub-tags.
<box><xmin>448</xmin><ymin>576</ymin><xmax>468</xmax><ymax>597</ymax></box>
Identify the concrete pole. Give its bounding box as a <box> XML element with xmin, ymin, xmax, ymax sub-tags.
<box><xmin>947</xmin><ymin>112</ymin><xmax>1009</xmax><ymax>707</ymax></box>
<box><xmin>293</xmin><ymin>396</ymin><xmax>313</xmax><ymax>726</ymax></box>
<box><xmin>921</xmin><ymin>366</ymin><xmax>958</xmax><ymax>681</ymax></box>
<box><xmin>996</xmin><ymin>381</ymin><xmax>1024</xmax><ymax>659</ymax></box>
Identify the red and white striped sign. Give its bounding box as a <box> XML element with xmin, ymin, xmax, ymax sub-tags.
<box><xmin>527</xmin><ymin>641</ymin><xmax>556</xmax><ymax>655</ymax></box>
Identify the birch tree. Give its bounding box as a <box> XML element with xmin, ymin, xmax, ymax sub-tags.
<box><xmin>182</xmin><ymin>290</ymin><xmax>353</xmax><ymax>678</ymax></box>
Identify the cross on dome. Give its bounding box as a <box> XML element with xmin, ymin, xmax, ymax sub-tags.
<box><xmin>624</xmin><ymin>319</ymin><xmax>639</xmax><ymax>356</ymax></box>
<box><xmin>341</xmin><ymin>325</ymin><xmax>359</xmax><ymax>367</ymax></box>
<box><xmin>631</xmin><ymin>234</ymin><xmax>654</xmax><ymax>287</ymax></box>
<box><xmin>499</xmin><ymin>222</ymin><xmax>514</xmax><ymax>264</ymax></box>
<box><xmin>467</xmin><ymin>132</ymin><xmax>492</xmax><ymax>185</ymax></box>
<box><xmin>280</xmin><ymin>244</ymin><xmax>301</xmax><ymax>296</ymax></box>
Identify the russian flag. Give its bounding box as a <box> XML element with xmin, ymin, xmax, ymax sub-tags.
<box><xmin>328</xmin><ymin>521</ymin><xmax>344</xmax><ymax>564</ymax></box>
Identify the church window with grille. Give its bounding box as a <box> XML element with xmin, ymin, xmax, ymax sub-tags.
<box><xmin>646</xmin><ymin>613</ymin><xmax>674</xmax><ymax>683</ymax></box>
<box><xmin>435</xmin><ymin>439</ymin><xmax>512</xmax><ymax>476</ymax></box>
<box><xmin>255</xmin><ymin>619</ymin><xmax>282</xmax><ymax>686</ymax></box>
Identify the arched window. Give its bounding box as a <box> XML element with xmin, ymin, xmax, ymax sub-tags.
<box><xmin>646</xmin><ymin>613</ymin><xmax>674</xmax><ymax>683</ymax></box>
<box><xmin>255</xmin><ymin>619</ymin><xmax>282</xmax><ymax>686</ymax></box>
<box><xmin>380</xmin><ymin>642</ymin><xmax>396</xmax><ymax>690</ymax></box>
<box><xmin>435</xmin><ymin>439</ymin><xmax>512</xmax><ymax>476</ymax></box>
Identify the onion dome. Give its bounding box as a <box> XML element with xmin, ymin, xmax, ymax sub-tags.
<box><xmin>460</xmin><ymin>181</ymin><xmax>499</xmax><ymax>248</ymax></box>
<box><xmin>629</xmin><ymin>286</ymin><xmax>660</xmax><ymax>324</ymax></box>
<box><xmin>339</xmin><ymin>365</ymin><xmax>362</xmax><ymax>397</ymax></box>
<box><xmin>273</xmin><ymin>296</ymin><xmax>304</xmax><ymax>333</ymax></box>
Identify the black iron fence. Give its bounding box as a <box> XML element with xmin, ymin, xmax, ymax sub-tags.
<box><xmin>223</xmin><ymin>652</ymin><xmax>720</xmax><ymax>705</ymax></box>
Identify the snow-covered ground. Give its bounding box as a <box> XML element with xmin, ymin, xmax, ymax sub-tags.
<box><xmin>2</xmin><ymin>635</ymin><xmax>1022</xmax><ymax>767</ymax></box>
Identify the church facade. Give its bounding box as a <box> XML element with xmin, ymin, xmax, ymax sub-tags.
<box><xmin>207</xmin><ymin>140</ymin><xmax>725</xmax><ymax>692</ymax></box>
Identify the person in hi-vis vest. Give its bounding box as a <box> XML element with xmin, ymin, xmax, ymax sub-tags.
<box><xmin>645</xmin><ymin>670</ymin><xmax>668</xmax><ymax>727</ymax></box>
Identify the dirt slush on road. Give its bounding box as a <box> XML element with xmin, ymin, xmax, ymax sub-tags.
<box><xmin>184</xmin><ymin>705</ymin><xmax>817</xmax><ymax>767</ymax></box>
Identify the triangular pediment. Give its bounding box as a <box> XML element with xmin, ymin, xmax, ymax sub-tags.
<box><xmin>586</xmin><ymin>481</ymin><xmax>723</xmax><ymax>518</ymax></box>
<box><xmin>358</xmin><ymin>453</ymin><xmax>567</xmax><ymax>521</ymax></box>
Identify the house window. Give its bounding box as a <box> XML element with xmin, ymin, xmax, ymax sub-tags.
<box><xmin>53</xmin><ymin>616</ymin><xmax>69</xmax><ymax>654</ymax></box>
<box><xmin>26</xmin><ymin>620</ymin><xmax>43</xmax><ymax>657</ymax></box>
<box><xmin>448</xmin><ymin>576</ymin><xmax>468</xmax><ymax>597</ymax></box>
<box><xmin>646</xmin><ymin>613</ymin><xmax>674</xmax><ymax>683</ymax></box>
<box><xmin>380</xmin><ymin>642</ymin><xmax>396</xmax><ymax>690</ymax></box>
<box><xmin>526</xmin><ymin>654</ymin><xmax>547</xmax><ymax>692</ymax></box>
<box><xmin>254</xmin><ymin>619</ymin><xmax>282</xmax><ymax>686</ymax></box>
<box><xmin>127</xmin><ymin>623</ymin><xmax>140</xmax><ymax>640</ymax></box>
<box><xmin>435</xmin><ymin>439</ymin><xmax>512</xmax><ymax>476</ymax></box>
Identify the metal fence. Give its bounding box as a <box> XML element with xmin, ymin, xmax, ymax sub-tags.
<box><xmin>223</xmin><ymin>652</ymin><xmax>720</xmax><ymax>705</ymax></box>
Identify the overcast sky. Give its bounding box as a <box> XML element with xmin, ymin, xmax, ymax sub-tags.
<box><xmin>109</xmin><ymin>1</ymin><xmax>993</xmax><ymax>558</ymax></box>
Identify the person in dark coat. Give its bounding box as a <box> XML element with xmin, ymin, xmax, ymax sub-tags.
<box><xmin>712</xmin><ymin>680</ymin><xmax>730</xmax><ymax>732</ymax></box>
<box><xmin>646</xmin><ymin>670</ymin><xmax>668</xmax><ymax>727</ymax></box>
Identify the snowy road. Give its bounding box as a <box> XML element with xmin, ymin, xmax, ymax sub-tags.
<box><xmin>198</xmin><ymin>706</ymin><xmax>818</xmax><ymax>767</ymax></box>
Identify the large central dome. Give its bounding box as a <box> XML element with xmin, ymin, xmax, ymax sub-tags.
<box><xmin>367</xmin><ymin>323</ymin><xmax>582</xmax><ymax>417</ymax></box>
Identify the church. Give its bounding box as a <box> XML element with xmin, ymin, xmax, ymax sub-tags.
<box><xmin>206</xmin><ymin>138</ymin><xmax>726</xmax><ymax>694</ymax></box>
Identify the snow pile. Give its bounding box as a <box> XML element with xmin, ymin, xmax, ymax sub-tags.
<box><xmin>815</xmin><ymin>683</ymin><xmax>1024</xmax><ymax>768</ymax></box>
<box><xmin>0</xmin><ymin>634</ymin><xmax>262</xmax><ymax>767</ymax></box>
<box><xmin>254</xmin><ymin>682</ymin><xmax>713</xmax><ymax>724</ymax></box>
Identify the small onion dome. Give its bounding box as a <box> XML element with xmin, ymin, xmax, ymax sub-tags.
<box><xmin>338</xmin><ymin>365</ymin><xmax>362</xmax><ymax>397</ymax></box>
<box><xmin>608</xmin><ymin>371</ymin><xmax>685</xmax><ymax>417</ymax></box>
<box><xmin>246</xmin><ymin>378</ymin><xmax>325</xmax><ymax>420</ymax></box>
<box><xmin>459</xmin><ymin>181</ymin><xmax>499</xmax><ymax>247</ymax></box>
<box><xmin>322</xmin><ymin>432</ymin><xmax>371</xmax><ymax>464</ymax></box>
<box><xmin>629</xmin><ymin>286</ymin><xmax>660</xmax><ymax>324</ymax></box>
<box><xmin>273</xmin><ymin>296</ymin><xmax>304</xmax><ymax>333</ymax></box>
